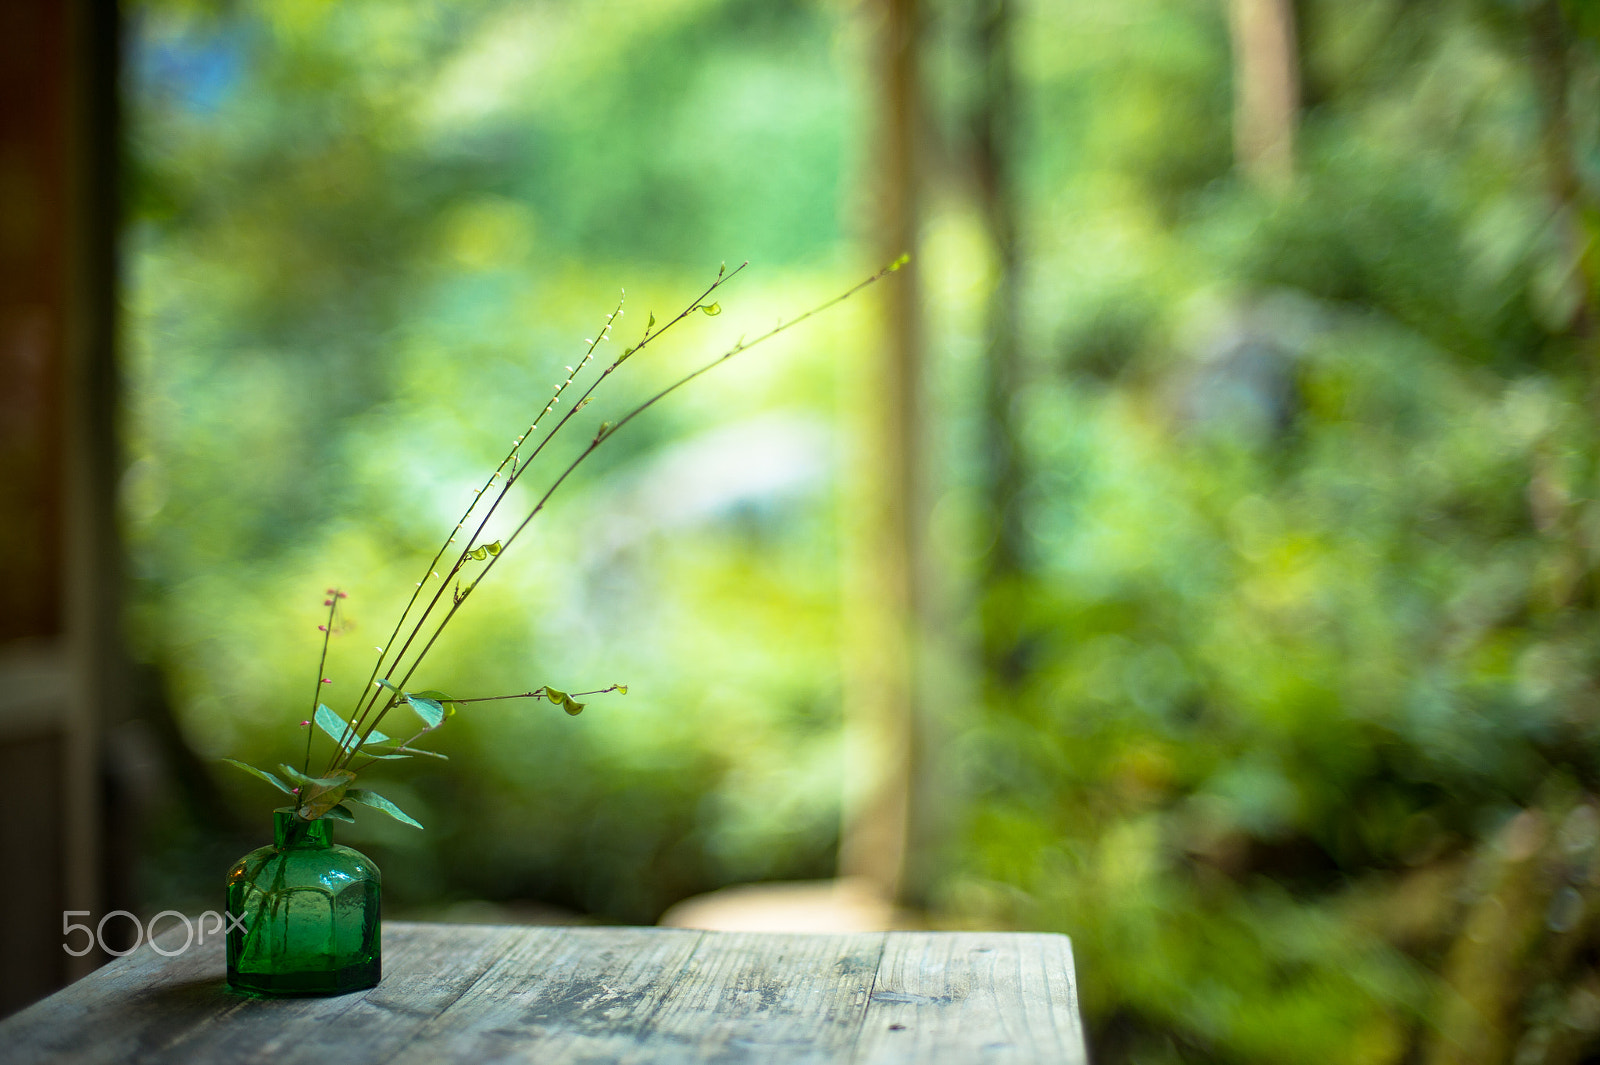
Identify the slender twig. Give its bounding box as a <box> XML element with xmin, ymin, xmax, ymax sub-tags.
<box><xmin>344</xmin><ymin>259</ymin><xmax>903</xmax><ymax>756</ymax></box>
<box><xmin>296</xmin><ymin>592</ymin><xmax>341</xmax><ymax>813</ymax></box>
<box><xmin>348</xmin><ymin>297</ymin><xmax>622</xmax><ymax>712</ymax></box>
<box><xmin>449</xmin><ymin>685</ymin><xmax>625</xmax><ymax>704</ymax></box>
<box><xmin>342</xmin><ymin>686</ymin><xmax>623</xmax><ymax>773</ymax></box>
<box><xmin>376</xmin><ymin>268</ymin><xmax>742</xmax><ymax>690</ymax></box>
<box><xmin>333</xmin><ymin>269</ymin><xmax>749</xmax><ymax>769</ymax></box>
<box><xmin>339</xmin><ymin>267</ymin><xmax>747</xmax><ymax>755</ymax></box>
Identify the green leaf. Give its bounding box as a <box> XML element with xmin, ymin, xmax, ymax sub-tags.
<box><xmin>278</xmin><ymin>764</ymin><xmax>354</xmax><ymax>790</ymax></box>
<box><xmin>323</xmin><ymin>803</ymin><xmax>356</xmax><ymax>823</ymax></box>
<box><xmin>647</xmin><ymin>312</ymin><xmax>656</xmax><ymax>330</ymax></box>
<box><xmin>410</xmin><ymin>690</ymin><xmax>463</xmax><ymax>717</ymax></box>
<box><xmin>616</xmin><ymin>684</ymin><xmax>628</xmax><ymax>695</ymax></box>
<box><xmin>346</xmin><ymin>788</ymin><xmax>424</xmax><ymax>829</ymax></box>
<box><xmin>544</xmin><ymin>687</ymin><xmax>586</xmax><ymax>716</ymax></box>
<box><xmin>358</xmin><ymin>750</ymin><xmax>413</xmax><ymax>760</ymax></box>
<box><xmin>376</xmin><ymin>678</ymin><xmax>401</xmax><ymax>693</ymax></box>
<box><xmin>404</xmin><ymin>692</ymin><xmax>446</xmax><ymax>728</ymax></box>
<box><xmin>469</xmin><ymin>546</ymin><xmax>487</xmax><ymax>561</ymax></box>
<box><xmin>699</xmin><ymin>302</ymin><xmax>721</xmax><ymax>316</ymax></box>
<box><xmin>223</xmin><ymin>758</ymin><xmax>294</xmax><ymax>796</ymax></box>
<box><xmin>278</xmin><ymin>766</ymin><xmax>356</xmax><ymax>819</ymax></box>
<box><xmin>316</xmin><ymin>705</ymin><xmax>386</xmax><ymax>750</ymax></box>
<box><xmin>315</xmin><ymin>704</ymin><xmax>356</xmax><ymax>750</ymax></box>
<box><xmin>889</xmin><ymin>253</ymin><xmax>910</xmax><ymax>271</ymax></box>
<box><xmin>484</xmin><ymin>541</ymin><xmax>501</xmax><ymax>556</ymax></box>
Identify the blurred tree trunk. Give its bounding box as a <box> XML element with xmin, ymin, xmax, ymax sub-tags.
<box><xmin>1228</xmin><ymin>0</ymin><xmax>1298</xmax><ymax>189</ymax></box>
<box><xmin>972</xmin><ymin>0</ymin><xmax>1029</xmax><ymax>688</ymax></box>
<box><xmin>1527</xmin><ymin>0</ymin><xmax>1597</xmax><ymax>350</ymax></box>
<box><xmin>1419</xmin><ymin>802</ymin><xmax>1600</xmax><ymax>1065</ymax></box>
<box><xmin>840</xmin><ymin>0</ymin><xmax>926</xmax><ymax>905</ymax></box>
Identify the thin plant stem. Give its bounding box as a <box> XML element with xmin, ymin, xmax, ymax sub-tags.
<box><xmin>342</xmin><ymin>258</ymin><xmax>903</xmax><ymax>759</ymax></box>
<box><xmin>340</xmin><ymin>305</ymin><xmax>618</xmax><ymax>745</ymax></box>
<box><xmin>296</xmin><ymin>592</ymin><xmax>341</xmax><ymax>814</ymax></box>
<box><xmin>346</xmin><ymin>296</ymin><xmax>627</xmax><ymax>730</ymax></box>
<box><xmin>449</xmin><ymin>684</ymin><xmax>624</xmax><ymax>704</ymax></box>
<box><xmin>343</xmin><ymin>686</ymin><xmax>622</xmax><ymax>773</ymax></box>
<box><xmin>336</xmin><ymin>267</ymin><xmax>749</xmax><ymax>763</ymax></box>
<box><xmin>369</xmin><ymin>267</ymin><xmax>743</xmax><ymax>698</ymax></box>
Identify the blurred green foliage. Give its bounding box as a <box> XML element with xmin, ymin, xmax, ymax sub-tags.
<box><xmin>126</xmin><ymin>0</ymin><xmax>862</xmax><ymax>921</ymax></box>
<box><xmin>127</xmin><ymin>0</ymin><xmax>1600</xmax><ymax>1061</ymax></box>
<box><xmin>936</xmin><ymin>0</ymin><xmax>1600</xmax><ymax>1061</ymax></box>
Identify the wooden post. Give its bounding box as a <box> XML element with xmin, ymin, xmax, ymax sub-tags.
<box><xmin>1227</xmin><ymin>0</ymin><xmax>1298</xmax><ymax>190</ymax></box>
<box><xmin>840</xmin><ymin>0</ymin><xmax>925</xmax><ymax>905</ymax></box>
<box><xmin>0</xmin><ymin>0</ymin><xmax>123</xmax><ymax>1013</ymax></box>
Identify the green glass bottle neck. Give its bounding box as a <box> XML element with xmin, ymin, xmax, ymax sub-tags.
<box><xmin>273</xmin><ymin>808</ymin><xmax>334</xmax><ymax>849</ymax></box>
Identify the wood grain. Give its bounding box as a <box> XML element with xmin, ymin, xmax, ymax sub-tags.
<box><xmin>0</xmin><ymin>923</ymin><xmax>1085</xmax><ymax>1064</ymax></box>
<box><xmin>853</xmin><ymin>932</ymin><xmax>1086</xmax><ymax>1065</ymax></box>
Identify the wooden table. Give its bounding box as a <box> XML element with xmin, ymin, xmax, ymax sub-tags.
<box><xmin>0</xmin><ymin>923</ymin><xmax>1086</xmax><ymax>1063</ymax></box>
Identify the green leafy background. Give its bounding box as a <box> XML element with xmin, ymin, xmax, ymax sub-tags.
<box><xmin>125</xmin><ymin>0</ymin><xmax>1600</xmax><ymax>1060</ymax></box>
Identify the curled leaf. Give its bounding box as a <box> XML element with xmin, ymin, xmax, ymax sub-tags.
<box><xmin>323</xmin><ymin>803</ymin><xmax>357</xmax><ymax>823</ymax></box>
<box><xmin>544</xmin><ymin>687</ymin><xmax>587</xmax><ymax>716</ymax></box>
<box><xmin>699</xmin><ymin>302</ymin><xmax>721</xmax><ymax>316</ymax></box>
<box><xmin>888</xmin><ymin>253</ymin><xmax>910</xmax><ymax>271</ymax></box>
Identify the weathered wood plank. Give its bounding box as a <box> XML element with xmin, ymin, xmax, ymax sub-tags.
<box><xmin>619</xmin><ymin>932</ymin><xmax>887</xmax><ymax>1065</ymax></box>
<box><xmin>0</xmin><ymin>921</ymin><xmax>527</xmax><ymax>1065</ymax></box>
<box><xmin>0</xmin><ymin>919</ymin><xmax>230</xmax><ymax>1065</ymax></box>
<box><xmin>151</xmin><ymin>922</ymin><xmax>526</xmax><ymax>1065</ymax></box>
<box><xmin>385</xmin><ymin>926</ymin><xmax>706</xmax><ymax>1065</ymax></box>
<box><xmin>852</xmin><ymin>931</ymin><xmax>1086</xmax><ymax>1065</ymax></box>
<box><xmin>0</xmin><ymin>924</ymin><xmax>1085</xmax><ymax>1065</ymax></box>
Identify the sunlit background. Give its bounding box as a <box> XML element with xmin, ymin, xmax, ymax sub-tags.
<box><xmin>101</xmin><ymin>0</ymin><xmax>1600</xmax><ymax>1060</ymax></box>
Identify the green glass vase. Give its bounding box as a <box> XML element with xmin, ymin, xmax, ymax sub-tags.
<box><xmin>226</xmin><ymin>808</ymin><xmax>381</xmax><ymax>996</ymax></box>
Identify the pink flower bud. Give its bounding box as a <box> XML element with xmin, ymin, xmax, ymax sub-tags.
<box><xmin>323</xmin><ymin>599</ymin><xmax>333</xmax><ymax>606</ymax></box>
<box><xmin>317</xmin><ymin>625</ymin><xmax>327</xmax><ymax>632</ymax></box>
<box><xmin>321</xmin><ymin>678</ymin><xmax>332</xmax><ymax>684</ymax></box>
<box><xmin>300</xmin><ymin>720</ymin><xmax>310</xmax><ymax>727</ymax></box>
<box><xmin>292</xmin><ymin>787</ymin><xmax>301</xmax><ymax>794</ymax></box>
<box><xmin>337</xmin><ymin>591</ymin><xmax>348</xmax><ymax>599</ymax></box>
